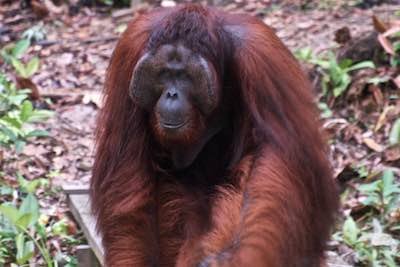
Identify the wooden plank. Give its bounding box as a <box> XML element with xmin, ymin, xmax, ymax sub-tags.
<box><xmin>62</xmin><ymin>184</ymin><xmax>89</xmax><ymax>195</ymax></box>
<box><xmin>68</xmin><ymin>194</ymin><xmax>104</xmax><ymax>266</ymax></box>
<box><xmin>76</xmin><ymin>244</ymin><xmax>100</xmax><ymax>267</ymax></box>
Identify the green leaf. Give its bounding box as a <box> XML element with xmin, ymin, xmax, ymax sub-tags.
<box><xmin>1</xmin><ymin>117</ymin><xmax>22</xmax><ymax>129</ymax></box>
<box><xmin>342</xmin><ymin>73</ymin><xmax>351</xmax><ymax>86</ymax></box>
<box><xmin>0</xmin><ymin>185</ymin><xmax>13</xmax><ymax>195</ymax></box>
<box><xmin>25</xmin><ymin>57</ymin><xmax>40</xmax><ymax>77</ymax></box>
<box><xmin>36</xmin><ymin>222</ymin><xmax>46</xmax><ymax>241</ymax></box>
<box><xmin>12</xmin><ymin>39</ymin><xmax>30</xmax><ymax>59</ymax></box>
<box><xmin>359</xmin><ymin>180</ymin><xmax>381</xmax><ymax>193</ymax></box>
<box><xmin>317</xmin><ymin>102</ymin><xmax>333</xmax><ymax>118</ymax></box>
<box><xmin>26</xmin><ymin>179</ymin><xmax>43</xmax><ymax>193</ymax></box>
<box><xmin>338</xmin><ymin>58</ymin><xmax>353</xmax><ymax>69</ymax></box>
<box><xmin>15</xmin><ymin>233</ymin><xmax>34</xmax><ymax>265</ymax></box>
<box><xmin>18</xmin><ymin>174</ymin><xmax>44</xmax><ymax>193</ymax></box>
<box><xmin>23</xmin><ymin>241</ymin><xmax>35</xmax><ymax>262</ymax></box>
<box><xmin>15</xmin><ymin>213</ymin><xmax>32</xmax><ymax>230</ymax></box>
<box><xmin>27</xmin><ymin>109</ymin><xmax>53</xmax><ymax>122</ymax></box>
<box><xmin>1</xmin><ymin>48</ymin><xmax>13</xmax><ymax>63</ymax></box>
<box><xmin>19</xmin><ymin>193</ymin><xmax>39</xmax><ymax>227</ymax></box>
<box><xmin>382</xmin><ymin>170</ymin><xmax>400</xmax><ymax>197</ymax></box>
<box><xmin>8</xmin><ymin>94</ymin><xmax>28</xmax><ymax>106</ymax></box>
<box><xmin>0</xmin><ymin>204</ymin><xmax>19</xmax><ymax>224</ymax></box>
<box><xmin>0</xmin><ymin>126</ymin><xmax>17</xmax><ymax>142</ymax></box>
<box><xmin>333</xmin><ymin>74</ymin><xmax>350</xmax><ymax>97</ymax></box>
<box><xmin>346</xmin><ymin>61</ymin><xmax>375</xmax><ymax>72</ymax></box>
<box><xmin>17</xmin><ymin>173</ymin><xmax>29</xmax><ymax>190</ymax></box>
<box><xmin>20</xmin><ymin>100</ymin><xmax>34</xmax><ymax>122</ymax></box>
<box><xmin>368</xmin><ymin>76</ymin><xmax>391</xmax><ymax>85</ymax></box>
<box><xmin>330</xmin><ymin>68</ymin><xmax>343</xmax><ymax>86</ymax></box>
<box><xmin>295</xmin><ymin>47</ymin><xmax>313</xmax><ymax>61</ymax></box>
<box><xmin>360</xmin><ymin>195</ymin><xmax>380</xmax><ymax>206</ymax></box>
<box><xmin>321</xmin><ymin>76</ymin><xmax>330</xmax><ymax>96</ymax></box>
<box><xmin>15</xmin><ymin>233</ymin><xmax>24</xmax><ymax>259</ymax></box>
<box><xmin>25</xmin><ymin>129</ymin><xmax>49</xmax><ymax>138</ymax></box>
<box><xmin>101</xmin><ymin>0</ymin><xmax>113</xmax><ymax>5</ymax></box>
<box><xmin>383</xmin><ymin>250</ymin><xmax>397</xmax><ymax>267</ymax></box>
<box><xmin>11</xmin><ymin>58</ymin><xmax>27</xmax><ymax>78</ymax></box>
<box><xmin>389</xmin><ymin>118</ymin><xmax>400</xmax><ymax>145</ymax></box>
<box><xmin>15</xmin><ymin>140</ymin><xmax>26</xmax><ymax>154</ymax></box>
<box><xmin>52</xmin><ymin>219</ymin><xmax>68</xmax><ymax>236</ymax></box>
<box><xmin>328</xmin><ymin>59</ymin><xmax>342</xmax><ymax>84</ymax></box>
<box><xmin>343</xmin><ymin>216</ymin><xmax>359</xmax><ymax>245</ymax></box>
<box><xmin>312</xmin><ymin>59</ymin><xmax>330</xmax><ymax>69</ymax></box>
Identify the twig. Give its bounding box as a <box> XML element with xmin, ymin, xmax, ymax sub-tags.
<box><xmin>36</xmin><ymin>36</ymin><xmax>118</xmax><ymax>47</ymax></box>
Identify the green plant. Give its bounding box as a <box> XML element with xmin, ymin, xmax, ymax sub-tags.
<box><xmin>389</xmin><ymin>118</ymin><xmax>400</xmax><ymax>145</ymax></box>
<box><xmin>1</xmin><ymin>38</ymin><xmax>40</xmax><ymax>79</ymax></box>
<box><xmin>389</xmin><ymin>41</ymin><xmax>400</xmax><ymax>67</ymax></box>
<box><xmin>377</xmin><ymin>26</ymin><xmax>400</xmax><ymax>67</ymax></box>
<box><xmin>0</xmin><ymin>73</ymin><xmax>53</xmax><ymax>153</ymax></box>
<box><xmin>0</xmin><ymin>176</ymin><xmax>49</xmax><ymax>265</ymax></box>
<box><xmin>334</xmin><ymin>170</ymin><xmax>400</xmax><ymax>266</ymax></box>
<box><xmin>11</xmin><ymin>57</ymin><xmax>40</xmax><ymax>79</ymax></box>
<box><xmin>294</xmin><ymin>47</ymin><xmax>313</xmax><ymax>62</ymax></box>
<box><xmin>296</xmin><ymin>49</ymin><xmax>375</xmax><ymax>98</ymax></box>
<box><xmin>0</xmin><ymin>39</ymin><xmax>30</xmax><ymax>63</ymax></box>
<box><xmin>317</xmin><ymin>102</ymin><xmax>333</xmax><ymax>118</ymax></box>
<box><xmin>338</xmin><ymin>217</ymin><xmax>398</xmax><ymax>266</ymax></box>
<box><xmin>0</xmin><ymin>34</ymin><xmax>77</xmax><ymax>266</ymax></box>
<box><xmin>318</xmin><ymin>54</ymin><xmax>374</xmax><ymax>97</ymax></box>
<box><xmin>0</xmin><ymin>175</ymin><xmax>78</xmax><ymax>266</ymax></box>
<box><xmin>358</xmin><ymin>170</ymin><xmax>400</xmax><ymax>219</ymax></box>
<box><xmin>22</xmin><ymin>23</ymin><xmax>46</xmax><ymax>43</ymax></box>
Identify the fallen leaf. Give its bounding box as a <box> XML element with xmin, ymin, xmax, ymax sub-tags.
<box><xmin>389</xmin><ymin>118</ymin><xmax>400</xmax><ymax>145</ymax></box>
<box><xmin>16</xmin><ymin>76</ymin><xmax>40</xmax><ymax>100</ymax></box>
<box><xmin>161</xmin><ymin>0</ymin><xmax>176</xmax><ymax>7</ymax></box>
<box><xmin>393</xmin><ymin>75</ymin><xmax>400</xmax><ymax>89</ymax></box>
<box><xmin>363</xmin><ymin>137</ymin><xmax>384</xmax><ymax>152</ymax></box>
<box><xmin>368</xmin><ymin>84</ymin><xmax>383</xmax><ymax>106</ymax></box>
<box><xmin>297</xmin><ymin>21</ymin><xmax>314</xmax><ymax>30</ymax></box>
<box><xmin>370</xmin><ymin>233</ymin><xmax>397</xmax><ymax>247</ymax></box>
<box><xmin>43</xmin><ymin>0</ymin><xmax>64</xmax><ymax>14</ymax></box>
<box><xmin>82</xmin><ymin>91</ymin><xmax>102</xmax><ymax>108</ymax></box>
<box><xmin>76</xmin><ymin>160</ymin><xmax>92</xmax><ymax>172</ymax></box>
<box><xmin>31</xmin><ymin>0</ymin><xmax>49</xmax><ymax>18</ymax></box>
<box><xmin>67</xmin><ymin>219</ymin><xmax>78</xmax><ymax>235</ymax></box>
<box><xmin>383</xmin><ymin>26</ymin><xmax>400</xmax><ymax>38</ymax></box>
<box><xmin>372</xmin><ymin>15</ymin><xmax>388</xmax><ymax>33</ymax></box>
<box><xmin>377</xmin><ymin>34</ymin><xmax>395</xmax><ymax>55</ymax></box>
<box><xmin>384</xmin><ymin>145</ymin><xmax>400</xmax><ymax>162</ymax></box>
<box><xmin>375</xmin><ymin>106</ymin><xmax>395</xmax><ymax>132</ymax></box>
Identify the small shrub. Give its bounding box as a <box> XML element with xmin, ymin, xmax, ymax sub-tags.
<box><xmin>296</xmin><ymin>48</ymin><xmax>375</xmax><ymax>98</ymax></box>
<box><xmin>0</xmin><ymin>73</ymin><xmax>52</xmax><ymax>153</ymax></box>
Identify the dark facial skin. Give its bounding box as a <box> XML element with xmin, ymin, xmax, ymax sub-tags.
<box><xmin>129</xmin><ymin>44</ymin><xmax>224</xmax><ymax>169</ymax></box>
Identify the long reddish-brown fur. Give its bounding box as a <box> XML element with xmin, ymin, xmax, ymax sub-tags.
<box><xmin>90</xmin><ymin>4</ymin><xmax>338</xmax><ymax>267</ymax></box>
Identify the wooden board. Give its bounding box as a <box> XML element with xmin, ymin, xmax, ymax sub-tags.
<box><xmin>66</xmin><ymin>190</ymin><xmax>104</xmax><ymax>266</ymax></box>
<box><xmin>76</xmin><ymin>245</ymin><xmax>100</xmax><ymax>267</ymax></box>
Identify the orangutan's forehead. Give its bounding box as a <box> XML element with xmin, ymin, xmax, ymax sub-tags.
<box><xmin>146</xmin><ymin>7</ymin><xmax>223</xmax><ymax>63</ymax></box>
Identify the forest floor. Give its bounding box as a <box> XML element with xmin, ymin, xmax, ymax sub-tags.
<box><xmin>0</xmin><ymin>0</ymin><xmax>399</xmax><ymax>266</ymax></box>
